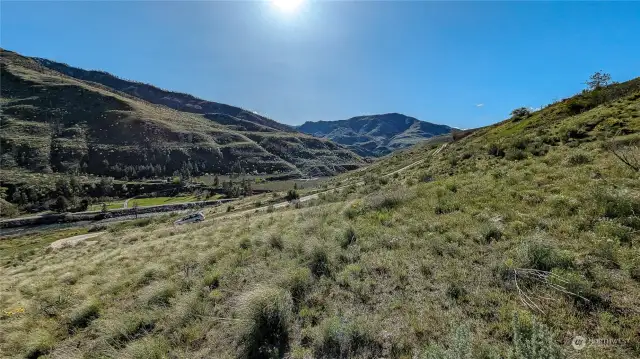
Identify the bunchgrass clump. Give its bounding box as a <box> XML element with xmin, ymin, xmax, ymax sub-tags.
<box><xmin>308</xmin><ymin>246</ymin><xmax>331</xmax><ymax>277</ymax></box>
<box><xmin>566</xmin><ymin>152</ymin><xmax>591</xmax><ymax>165</ymax></box>
<box><xmin>315</xmin><ymin>316</ymin><xmax>379</xmax><ymax>358</ymax></box>
<box><xmin>67</xmin><ymin>299</ymin><xmax>101</xmax><ymax>332</ymax></box>
<box><xmin>268</xmin><ymin>233</ymin><xmax>284</xmax><ymax>250</ymax></box>
<box><xmin>237</xmin><ymin>286</ymin><xmax>293</xmax><ymax>359</ymax></box>
<box><xmin>340</xmin><ymin>226</ymin><xmax>357</xmax><ymax>248</ymax></box>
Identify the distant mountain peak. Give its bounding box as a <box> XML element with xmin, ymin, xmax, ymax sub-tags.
<box><xmin>297</xmin><ymin>113</ymin><xmax>453</xmax><ymax>157</ymax></box>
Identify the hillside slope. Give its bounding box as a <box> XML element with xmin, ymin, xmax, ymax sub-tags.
<box><xmin>0</xmin><ymin>49</ymin><xmax>363</xmax><ymax>179</ymax></box>
<box><xmin>298</xmin><ymin>113</ymin><xmax>453</xmax><ymax>156</ymax></box>
<box><xmin>1</xmin><ymin>77</ymin><xmax>638</xmax><ymax>358</ymax></box>
<box><xmin>33</xmin><ymin>57</ymin><xmax>294</xmax><ymax>133</ymax></box>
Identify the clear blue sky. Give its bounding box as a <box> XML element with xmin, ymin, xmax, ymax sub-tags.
<box><xmin>2</xmin><ymin>1</ymin><xmax>639</xmax><ymax>129</ymax></box>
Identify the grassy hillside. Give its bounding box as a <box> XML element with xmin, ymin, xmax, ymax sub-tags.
<box><xmin>33</xmin><ymin>57</ymin><xmax>294</xmax><ymax>133</ymax></box>
<box><xmin>298</xmin><ymin>113</ymin><xmax>453</xmax><ymax>157</ymax></box>
<box><xmin>1</xmin><ymin>79</ymin><xmax>639</xmax><ymax>358</ymax></box>
<box><xmin>0</xmin><ymin>49</ymin><xmax>363</xmax><ymax>181</ymax></box>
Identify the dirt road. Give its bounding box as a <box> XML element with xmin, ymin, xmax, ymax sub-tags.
<box><xmin>48</xmin><ymin>232</ymin><xmax>106</xmax><ymax>250</ymax></box>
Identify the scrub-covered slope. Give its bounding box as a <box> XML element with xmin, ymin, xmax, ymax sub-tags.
<box><xmin>0</xmin><ymin>49</ymin><xmax>363</xmax><ymax>180</ymax></box>
<box><xmin>1</xmin><ymin>77</ymin><xmax>639</xmax><ymax>358</ymax></box>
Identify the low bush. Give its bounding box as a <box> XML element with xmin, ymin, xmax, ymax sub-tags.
<box><xmin>479</xmin><ymin>225</ymin><xmax>503</xmax><ymax>244</ymax></box>
<box><xmin>203</xmin><ymin>270</ymin><xmax>221</xmax><ymax>291</ymax></box>
<box><xmin>315</xmin><ymin>316</ymin><xmax>380</xmax><ymax>358</ymax></box>
<box><xmin>268</xmin><ymin>233</ymin><xmax>284</xmax><ymax>250</ymax></box>
<box><xmin>505</xmin><ymin>149</ymin><xmax>527</xmax><ymax>161</ymax></box>
<box><xmin>237</xmin><ymin>287</ymin><xmax>293</xmax><ymax>359</ymax></box>
<box><xmin>141</xmin><ymin>281</ymin><xmax>176</xmax><ymax>307</ymax></box>
<box><xmin>517</xmin><ymin>240</ymin><xmax>573</xmax><ymax>271</ymax></box>
<box><xmin>420</xmin><ymin>324</ymin><xmax>472</xmax><ymax>359</ymax></box>
<box><xmin>366</xmin><ymin>189</ymin><xmax>411</xmax><ymax>211</ymax></box>
<box><xmin>510</xmin><ymin>313</ymin><xmax>563</xmax><ymax>359</ymax></box>
<box><xmin>308</xmin><ymin>246</ymin><xmax>331</xmax><ymax>277</ymax></box>
<box><xmin>419</xmin><ymin>171</ymin><xmax>435</xmax><ymax>183</ymax></box>
<box><xmin>286</xmin><ymin>189</ymin><xmax>300</xmax><ymax>202</ymax></box>
<box><xmin>566</xmin><ymin>153</ymin><xmax>591</xmax><ymax>166</ymax></box>
<box><xmin>123</xmin><ymin>336</ymin><xmax>171</xmax><ymax>359</ymax></box>
<box><xmin>24</xmin><ymin>329</ymin><xmax>56</xmax><ymax>359</ymax></box>
<box><xmin>487</xmin><ymin>143</ymin><xmax>506</xmax><ymax>158</ymax></box>
<box><xmin>630</xmin><ymin>263</ymin><xmax>640</xmax><ymax>282</ymax></box>
<box><xmin>446</xmin><ymin>282</ymin><xmax>468</xmax><ymax>302</ymax></box>
<box><xmin>282</xmin><ymin>268</ymin><xmax>312</xmax><ymax>307</ymax></box>
<box><xmin>340</xmin><ymin>226</ymin><xmax>357</xmax><ymax>248</ymax></box>
<box><xmin>594</xmin><ymin>189</ymin><xmax>640</xmax><ymax>222</ymax></box>
<box><xmin>434</xmin><ymin>198</ymin><xmax>460</xmax><ymax>215</ymax></box>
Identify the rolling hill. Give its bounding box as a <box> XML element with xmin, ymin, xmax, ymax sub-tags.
<box><xmin>297</xmin><ymin>113</ymin><xmax>453</xmax><ymax>156</ymax></box>
<box><xmin>0</xmin><ymin>49</ymin><xmax>364</xmax><ymax>180</ymax></box>
<box><xmin>2</xmin><ymin>74</ymin><xmax>638</xmax><ymax>358</ymax></box>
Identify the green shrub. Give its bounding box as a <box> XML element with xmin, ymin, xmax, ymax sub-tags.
<box><xmin>344</xmin><ymin>205</ymin><xmax>361</xmax><ymax>219</ymax></box>
<box><xmin>286</xmin><ymin>189</ymin><xmax>300</xmax><ymax>201</ymax></box>
<box><xmin>517</xmin><ymin>241</ymin><xmax>573</xmax><ymax>271</ymax></box>
<box><xmin>505</xmin><ymin>149</ymin><xmax>527</xmax><ymax>161</ymax></box>
<box><xmin>282</xmin><ymin>268</ymin><xmax>312</xmax><ymax>307</ymax></box>
<box><xmin>420</xmin><ymin>324</ymin><xmax>472</xmax><ymax>359</ymax></box>
<box><xmin>594</xmin><ymin>189</ymin><xmax>640</xmax><ymax>224</ymax></box>
<box><xmin>445</xmin><ymin>183</ymin><xmax>458</xmax><ymax>193</ymax></box>
<box><xmin>487</xmin><ymin>144</ymin><xmax>506</xmax><ymax>158</ymax></box>
<box><xmin>549</xmin><ymin>269</ymin><xmax>598</xmax><ymax>307</ymax></box>
<box><xmin>420</xmin><ymin>172</ymin><xmax>435</xmax><ymax>183</ymax></box>
<box><xmin>315</xmin><ymin>316</ymin><xmax>379</xmax><ymax>358</ymax></box>
<box><xmin>239</xmin><ymin>237</ymin><xmax>252</xmax><ymax>250</ymax></box>
<box><xmin>435</xmin><ymin>198</ymin><xmax>460</xmax><ymax>215</ymax></box>
<box><xmin>595</xmin><ymin>221</ymin><xmax>633</xmax><ymax>247</ymax></box>
<box><xmin>105</xmin><ymin>313</ymin><xmax>156</xmax><ymax>345</ymax></box>
<box><xmin>142</xmin><ymin>282</ymin><xmax>176</xmax><ymax>307</ymax></box>
<box><xmin>24</xmin><ymin>329</ymin><xmax>56</xmax><ymax>359</ymax></box>
<box><xmin>268</xmin><ymin>233</ymin><xmax>284</xmax><ymax>250</ymax></box>
<box><xmin>630</xmin><ymin>263</ymin><xmax>640</xmax><ymax>282</ymax></box>
<box><xmin>340</xmin><ymin>226</ymin><xmax>357</xmax><ymax>248</ymax></box>
<box><xmin>566</xmin><ymin>153</ymin><xmax>591</xmax><ymax>165</ymax></box>
<box><xmin>366</xmin><ymin>189</ymin><xmax>411</xmax><ymax>211</ymax></box>
<box><xmin>237</xmin><ymin>287</ymin><xmax>293</xmax><ymax>359</ymax></box>
<box><xmin>203</xmin><ymin>270</ymin><xmax>221</xmax><ymax>290</ymax></box>
<box><xmin>510</xmin><ymin>313</ymin><xmax>564</xmax><ymax>359</ymax></box>
<box><xmin>562</xmin><ymin>126</ymin><xmax>588</xmax><ymax>141</ymax></box>
<box><xmin>479</xmin><ymin>225</ymin><xmax>503</xmax><ymax>244</ymax></box>
<box><xmin>446</xmin><ymin>282</ymin><xmax>467</xmax><ymax>302</ymax></box>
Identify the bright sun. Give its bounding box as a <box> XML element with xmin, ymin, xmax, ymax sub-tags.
<box><xmin>271</xmin><ymin>0</ymin><xmax>303</xmax><ymax>13</ymax></box>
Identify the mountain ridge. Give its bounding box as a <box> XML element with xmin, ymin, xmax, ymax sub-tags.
<box><xmin>297</xmin><ymin>113</ymin><xmax>453</xmax><ymax>156</ymax></box>
<box><xmin>32</xmin><ymin>57</ymin><xmax>294</xmax><ymax>133</ymax></box>
<box><xmin>0</xmin><ymin>49</ymin><xmax>363</xmax><ymax>180</ymax></box>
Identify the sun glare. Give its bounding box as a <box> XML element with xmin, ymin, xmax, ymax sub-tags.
<box><xmin>271</xmin><ymin>0</ymin><xmax>303</xmax><ymax>13</ymax></box>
